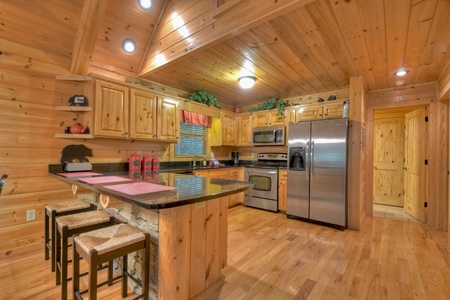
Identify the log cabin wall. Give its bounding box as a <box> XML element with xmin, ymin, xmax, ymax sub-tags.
<box><xmin>365</xmin><ymin>82</ymin><xmax>448</xmax><ymax>231</ymax></box>
<box><xmin>0</xmin><ymin>41</ymin><xmax>169</xmax><ymax>259</ymax></box>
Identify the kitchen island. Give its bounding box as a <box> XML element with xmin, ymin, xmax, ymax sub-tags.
<box><xmin>49</xmin><ymin>169</ymin><xmax>253</xmax><ymax>299</ymax></box>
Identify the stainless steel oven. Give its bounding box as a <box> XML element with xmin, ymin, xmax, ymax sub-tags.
<box><xmin>244</xmin><ymin>153</ymin><xmax>287</xmax><ymax>212</ymax></box>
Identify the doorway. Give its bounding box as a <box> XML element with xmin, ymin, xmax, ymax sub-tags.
<box><xmin>372</xmin><ymin>106</ymin><xmax>428</xmax><ymax>223</ymax></box>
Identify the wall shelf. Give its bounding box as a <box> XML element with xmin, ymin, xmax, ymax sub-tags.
<box><xmin>55</xmin><ymin>106</ymin><xmax>92</xmax><ymax>112</ymax></box>
<box><xmin>54</xmin><ymin>134</ymin><xmax>94</xmax><ymax>139</ymax></box>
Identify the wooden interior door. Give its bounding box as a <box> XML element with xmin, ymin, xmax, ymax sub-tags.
<box><xmin>373</xmin><ymin>117</ymin><xmax>405</xmax><ymax>206</ymax></box>
<box><xmin>404</xmin><ymin>107</ymin><xmax>427</xmax><ymax>223</ymax></box>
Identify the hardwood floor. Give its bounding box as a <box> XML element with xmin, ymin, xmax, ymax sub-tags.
<box><xmin>194</xmin><ymin>205</ymin><xmax>450</xmax><ymax>300</ymax></box>
<box><xmin>1</xmin><ymin>204</ymin><xmax>450</xmax><ymax>299</ymax></box>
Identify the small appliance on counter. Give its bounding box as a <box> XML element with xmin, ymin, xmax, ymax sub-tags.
<box><xmin>231</xmin><ymin>151</ymin><xmax>239</xmax><ymax>165</ymax></box>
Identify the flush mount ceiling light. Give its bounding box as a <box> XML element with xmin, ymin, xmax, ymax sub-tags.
<box><xmin>394</xmin><ymin>69</ymin><xmax>409</xmax><ymax>76</ymax></box>
<box><xmin>122</xmin><ymin>38</ymin><xmax>136</xmax><ymax>53</ymax></box>
<box><xmin>138</xmin><ymin>0</ymin><xmax>152</xmax><ymax>10</ymax></box>
<box><xmin>238</xmin><ymin>76</ymin><xmax>257</xmax><ymax>89</ymax></box>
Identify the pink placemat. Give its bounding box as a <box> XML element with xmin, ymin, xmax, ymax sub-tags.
<box><xmin>80</xmin><ymin>176</ymin><xmax>132</xmax><ymax>184</ymax></box>
<box><xmin>103</xmin><ymin>182</ymin><xmax>176</xmax><ymax>195</ymax></box>
<box><xmin>58</xmin><ymin>172</ymin><xmax>103</xmax><ymax>177</ymax></box>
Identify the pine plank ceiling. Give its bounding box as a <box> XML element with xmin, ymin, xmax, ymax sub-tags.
<box><xmin>1</xmin><ymin>0</ymin><xmax>449</xmax><ymax>108</ymax></box>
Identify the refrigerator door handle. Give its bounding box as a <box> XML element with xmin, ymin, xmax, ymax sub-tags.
<box><xmin>305</xmin><ymin>140</ymin><xmax>310</xmax><ymax>180</ymax></box>
<box><xmin>311</xmin><ymin>139</ymin><xmax>314</xmax><ymax>180</ymax></box>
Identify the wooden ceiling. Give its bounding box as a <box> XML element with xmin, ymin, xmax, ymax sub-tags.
<box><xmin>1</xmin><ymin>0</ymin><xmax>449</xmax><ymax>108</ymax></box>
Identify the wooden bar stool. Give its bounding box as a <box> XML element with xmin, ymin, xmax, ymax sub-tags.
<box><xmin>72</xmin><ymin>224</ymin><xmax>150</xmax><ymax>300</ymax></box>
<box><xmin>55</xmin><ymin>210</ymin><xmax>115</xmax><ymax>300</ymax></box>
<box><xmin>44</xmin><ymin>200</ymin><xmax>95</xmax><ymax>271</ymax></box>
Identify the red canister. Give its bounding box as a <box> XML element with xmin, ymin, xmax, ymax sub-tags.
<box><xmin>129</xmin><ymin>151</ymin><xmax>141</xmax><ymax>170</ymax></box>
<box><xmin>142</xmin><ymin>153</ymin><xmax>152</xmax><ymax>171</ymax></box>
<box><xmin>152</xmin><ymin>156</ymin><xmax>160</xmax><ymax>171</ymax></box>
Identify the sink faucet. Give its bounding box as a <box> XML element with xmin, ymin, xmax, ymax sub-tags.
<box><xmin>193</xmin><ymin>155</ymin><xmax>197</xmax><ymax>167</ymax></box>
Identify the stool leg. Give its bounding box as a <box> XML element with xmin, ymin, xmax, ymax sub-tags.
<box><xmin>143</xmin><ymin>236</ymin><xmax>150</xmax><ymax>298</ymax></box>
<box><xmin>108</xmin><ymin>260</ymin><xmax>113</xmax><ymax>286</ymax></box>
<box><xmin>122</xmin><ymin>254</ymin><xmax>128</xmax><ymax>298</ymax></box>
<box><xmin>72</xmin><ymin>241</ymin><xmax>80</xmax><ymax>300</ymax></box>
<box><xmin>44</xmin><ymin>209</ymin><xmax>50</xmax><ymax>261</ymax></box>
<box><xmin>61</xmin><ymin>226</ymin><xmax>69</xmax><ymax>300</ymax></box>
<box><xmin>51</xmin><ymin>210</ymin><xmax>57</xmax><ymax>272</ymax></box>
<box><xmin>55</xmin><ymin>225</ymin><xmax>61</xmax><ymax>285</ymax></box>
<box><xmin>89</xmin><ymin>251</ymin><xmax>99</xmax><ymax>300</ymax></box>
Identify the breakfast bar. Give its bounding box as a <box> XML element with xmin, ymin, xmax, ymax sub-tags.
<box><xmin>49</xmin><ymin>169</ymin><xmax>253</xmax><ymax>299</ymax></box>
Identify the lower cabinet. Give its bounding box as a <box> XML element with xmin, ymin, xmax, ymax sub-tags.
<box><xmin>194</xmin><ymin>168</ymin><xmax>244</xmax><ymax>207</ymax></box>
<box><xmin>278</xmin><ymin>169</ymin><xmax>287</xmax><ymax>212</ymax></box>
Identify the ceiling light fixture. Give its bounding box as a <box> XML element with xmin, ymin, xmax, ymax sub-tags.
<box><xmin>394</xmin><ymin>69</ymin><xmax>409</xmax><ymax>76</ymax></box>
<box><xmin>122</xmin><ymin>38</ymin><xmax>136</xmax><ymax>53</ymax></box>
<box><xmin>138</xmin><ymin>0</ymin><xmax>152</xmax><ymax>10</ymax></box>
<box><xmin>238</xmin><ymin>76</ymin><xmax>257</xmax><ymax>89</ymax></box>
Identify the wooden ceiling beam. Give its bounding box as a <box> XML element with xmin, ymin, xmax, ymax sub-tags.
<box><xmin>70</xmin><ymin>0</ymin><xmax>109</xmax><ymax>75</ymax></box>
<box><xmin>139</xmin><ymin>0</ymin><xmax>316</xmax><ymax>77</ymax></box>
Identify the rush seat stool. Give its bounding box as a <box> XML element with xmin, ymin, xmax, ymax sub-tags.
<box><xmin>44</xmin><ymin>200</ymin><xmax>94</xmax><ymax>271</ymax></box>
<box><xmin>55</xmin><ymin>210</ymin><xmax>115</xmax><ymax>300</ymax></box>
<box><xmin>72</xmin><ymin>223</ymin><xmax>150</xmax><ymax>300</ymax></box>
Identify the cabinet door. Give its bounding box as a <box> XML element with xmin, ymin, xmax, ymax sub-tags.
<box><xmin>252</xmin><ymin>112</ymin><xmax>269</xmax><ymax>127</ymax></box>
<box><xmin>298</xmin><ymin>105</ymin><xmax>323</xmax><ymax>120</ymax></box>
<box><xmin>129</xmin><ymin>89</ymin><xmax>157</xmax><ymax>140</ymax></box>
<box><xmin>238</xmin><ymin>113</ymin><xmax>252</xmax><ymax>146</ymax></box>
<box><xmin>278</xmin><ymin>169</ymin><xmax>287</xmax><ymax>211</ymax></box>
<box><xmin>95</xmin><ymin>81</ymin><xmax>129</xmax><ymax>138</ymax></box>
<box><xmin>323</xmin><ymin>102</ymin><xmax>344</xmax><ymax>119</ymax></box>
<box><xmin>157</xmin><ymin>97</ymin><xmax>179</xmax><ymax>142</ymax></box>
<box><xmin>267</xmin><ymin>110</ymin><xmax>284</xmax><ymax>125</ymax></box>
<box><xmin>222</xmin><ymin>113</ymin><xmax>239</xmax><ymax>145</ymax></box>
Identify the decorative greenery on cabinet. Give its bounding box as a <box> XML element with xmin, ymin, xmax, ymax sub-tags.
<box><xmin>187</xmin><ymin>90</ymin><xmax>222</xmax><ymax>108</ymax></box>
<box><xmin>248</xmin><ymin>96</ymin><xmax>298</xmax><ymax>116</ymax></box>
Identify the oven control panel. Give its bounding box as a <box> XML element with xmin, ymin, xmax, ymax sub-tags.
<box><xmin>258</xmin><ymin>153</ymin><xmax>288</xmax><ymax>161</ymax></box>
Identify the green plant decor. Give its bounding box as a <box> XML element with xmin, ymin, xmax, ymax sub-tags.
<box><xmin>248</xmin><ymin>97</ymin><xmax>298</xmax><ymax>116</ymax></box>
<box><xmin>187</xmin><ymin>90</ymin><xmax>222</xmax><ymax>109</ymax></box>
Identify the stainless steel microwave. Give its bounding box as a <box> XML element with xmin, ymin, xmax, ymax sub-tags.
<box><xmin>252</xmin><ymin>126</ymin><xmax>285</xmax><ymax>146</ymax></box>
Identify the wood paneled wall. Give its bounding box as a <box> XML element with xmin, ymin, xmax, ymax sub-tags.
<box><xmin>365</xmin><ymin>82</ymin><xmax>448</xmax><ymax>231</ymax></box>
<box><xmin>0</xmin><ymin>39</ymin><xmax>166</xmax><ymax>259</ymax></box>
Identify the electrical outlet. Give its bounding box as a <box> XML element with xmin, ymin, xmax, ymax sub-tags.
<box><xmin>251</xmin><ymin>153</ymin><xmax>255</xmax><ymax>158</ymax></box>
<box><xmin>210</xmin><ymin>152</ymin><xmax>215</xmax><ymax>158</ymax></box>
<box><xmin>26</xmin><ymin>209</ymin><xmax>36</xmax><ymax>221</ymax></box>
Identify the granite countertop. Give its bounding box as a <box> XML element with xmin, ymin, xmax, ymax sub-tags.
<box><xmin>49</xmin><ymin>169</ymin><xmax>253</xmax><ymax>210</ymax></box>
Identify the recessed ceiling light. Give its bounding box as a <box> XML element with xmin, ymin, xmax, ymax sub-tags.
<box><xmin>238</xmin><ymin>76</ymin><xmax>257</xmax><ymax>89</ymax></box>
<box><xmin>394</xmin><ymin>69</ymin><xmax>409</xmax><ymax>76</ymax></box>
<box><xmin>138</xmin><ymin>0</ymin><xmax>152</xmax><ymax>10</ymax></box>
<box><xmin>122</xmin><ymin>38</ymin><xmax>136</xmax><ymax>53</ymax></box>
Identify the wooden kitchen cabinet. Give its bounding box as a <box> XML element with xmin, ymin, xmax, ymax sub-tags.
<box><xmin>222</xmin><ymin>112</ymin><xmax>239</xmax><ymax>145</ymax></box>
<box><xmin>252</xmin><ymin>110</ymin><xmax>284</xmax><ymax>127</ymax></box>
<box><xmin>95</xmin><ymin>80</ymin><xmax>130</xmax><ymax>138</ymax></box>
<box><xmin>157</xmin><ymin>97</ymin><xmax>179</xmax><ymax>142</ymax></box>
<box><xmin>278</xmin><ymin>169</ymin><xmax>287</xmax><ymax>212</ymax></box>
<box><xmin>194</xmin><ymin>168</ymin><xmax>245</xmax><ymax>207</ymax></box>
<box><xmin>285</xmin><ymin>100</ymin><xmax>346</xmax><ymax>123</ymax></box>
<box><xmin>238</xmin><ymin>113</ymin><xmax>252</xmax><ymax>146</ymax></box>
<box><xmin>94</xmin><ymin>80</ymin><xmax>179</xmax><ymax>142</ymax></box>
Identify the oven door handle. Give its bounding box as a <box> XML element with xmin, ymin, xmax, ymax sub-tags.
<box><xmin>245</xmin><ymin>169</ymin><xmax>278</xmax><ymax>175</ymax></box>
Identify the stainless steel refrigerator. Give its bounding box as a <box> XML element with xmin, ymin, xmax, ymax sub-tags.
<box><xmin>287</xmin><ymin>118</ymin><xmax>348</xmax><ymax>227</ymax></box>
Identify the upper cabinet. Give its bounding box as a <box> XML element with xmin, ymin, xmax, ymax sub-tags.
<box><xmin>285</xmin><ymin>100</ymin><xmax>346</xmax><ymax>123</ymax></box>
<box><xmin>222</xmin><ymin>112</ymin><xmax>239</xmax><ymax>145</ymax></box>
<box><xmin>252</xmin><ymin>110</ymin><xmax>284</xmax><ymax>127</ymax></box>
<box><xmin>95</xmin><ymin>80</ymin><xmax>130</xmax><ymax>138</ymax></box>
<box><xmin>157</xmin><ymin>97</ymin><xmax>179</xmax><ymax>142</ymax></box>
<box><xmin>238</xmin><ymin>113</ymin><xmax>252</xmax><ymax>146</ymax></box>
<box><xmin>94</xmin><ymin>79</ymin><xmax>179</xmax><ymax>142</ymax></box>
